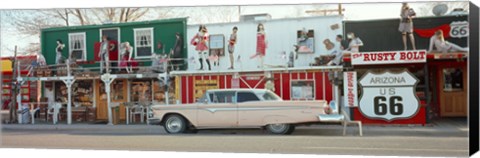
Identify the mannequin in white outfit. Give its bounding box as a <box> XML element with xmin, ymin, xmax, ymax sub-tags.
<box><xmin>429</xmin><ymin>30</ymin><xmax>468</xmax><ymax>53</ymax></box>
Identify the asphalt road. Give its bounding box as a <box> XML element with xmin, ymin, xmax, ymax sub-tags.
<box><xmin>0</xmin><ymin>126</ymin><xmax>469</xmax><ymax>157</ymax></box>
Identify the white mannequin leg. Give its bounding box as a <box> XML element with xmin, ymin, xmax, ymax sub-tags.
<box><xmin>259</xmin><ymin>55</ymin><xmax>264</xmax><ymax>68</ymax></box>
<box><xmin>449</xmin><ymin>43</ymin><xmax>469</xmax><ymax>52</ymax></box>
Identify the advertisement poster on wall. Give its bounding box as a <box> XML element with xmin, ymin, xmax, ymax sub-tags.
<box><xmin>296</xmin><ymin>29</ymin><xmax>315</xmax><ymax>54</ymax></box>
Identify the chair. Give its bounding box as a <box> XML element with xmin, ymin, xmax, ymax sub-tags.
<box><xmin>318</xmin><ymin>101</ymin><xmax>363</xmax><ymax>136</ymax></box>
<box><xmin>47</xmin><ymin>103</ymin><xmax>63</xmax><ymax>124</ymax></box>
<box><xmin>29</xmin><ymin>104</ymin><xmax>40</xmax><ymax>124</ymax></box>
<box><xmin>141</xmin><ymin>101</ymin><xmax>154</xmax><ymax>125</ymax></box>
<box><xmin>129</xmin><ymin>103</ymin><xmax>145</xmax><ymax>123</ymax></box>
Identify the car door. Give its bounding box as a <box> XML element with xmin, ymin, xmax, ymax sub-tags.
<box><xmin>236</xmin><ymin>91</ymin><xmax>262</xmax><ymax>126</ymax></box>
<box><xmin>197</xmin><ymin>91</ymin><xmax>238</xmax><ymax>127</ymax></box>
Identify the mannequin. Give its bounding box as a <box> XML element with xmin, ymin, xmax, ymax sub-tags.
<box><xmin>120</xmin><ymin>42</ymin><xmax>134</xmax><ymax>73</ymax></box>
<box><xmin>99</xmin><ymin>35</ymin><xmax>110</xmax><ymax>73</ymax></box>
<box><xmin>171</xmin><ymin>32</ymin><xmax>183</xmax><ymax>70</ymax></box>
<box><xmin>228</xmin><ymin>26</ymin><xmax>238</xmax><ymax>69</ymax></box>
<box><xmin>399</xmin><ymin>2</ymin><xmax>416</xmax><ymax>50</ymax></box>
<box><xmin>429</xmin><ymin>30</ymin><xmax>468</xmax><ymax>53</ymax></box>
<box><xmin>250</xmin><ymin>23</ymin><xmax>267</xmax><ymax>69</ymax></box>
<box><xmin>190</xmin><ymin>25</ymin><xmax>211</xmax><ymax>70</ymax></box>
<box><xmin>55</xmin><ymin>39</ymin><xmax>65</xmax><ymax>65</ymax></box>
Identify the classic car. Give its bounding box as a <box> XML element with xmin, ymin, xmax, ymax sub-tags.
<box><xmin>151</xmin><ymin>89</ymin><xmax>329</xmax><ymax>135</ymax></box>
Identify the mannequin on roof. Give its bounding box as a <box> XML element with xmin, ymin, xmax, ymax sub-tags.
<box><xmin>190</xmin><ymin>25</ymin><xmax>211</xmax><ymax>71</ymax></box>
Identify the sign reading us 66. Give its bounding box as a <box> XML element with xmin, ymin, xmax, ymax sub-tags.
<box><xmin>358</xmin><ymin>71</ymin><xmax>420</xmax><ymax>121</ymax></box>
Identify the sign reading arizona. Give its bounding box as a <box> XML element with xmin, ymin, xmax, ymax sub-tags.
<box><xmin>358</xmin><ymin>70</ymin><xmax>420</xmax><ymax>121</ymax></box>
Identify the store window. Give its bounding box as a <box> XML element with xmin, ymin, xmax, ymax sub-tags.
<box><xmin>291</xmin><ymin>80</ymin><xmax>314</xmax><ymax>100</ymax></box>
<box><xmin>72</xmin><ymin>81</ymin><xmax>93</xmax><ymax>107</ymax></box>
<box><xmin>111</xmin><ymin>80</ymin><xmax>125</xmax><ymax>101</ymax></box>
<box><xmin>443</xmin><ymin>68</ymin><xmax>463</xmax><ymax>91</ymax></box>
<box><xmin>153</xmin><ymin>79</ymin><xmax>176</xmax><ymax>104</ymax></box>
<box><xmin>68</xmin><ymin>32</ymin><xmax>86</xmax><ymax>61</ymax></box>
<box><xmin>131</xmin><ymin>80</ymin><xmax>152</xmax><ymax>102</ymax></box>
<box><xmin>134</xmin><ymin>28</ymin><xmax>154</xmax><ymax>58</ymax></box>
<box><xmin>237</xmin><ymin>92</ymin><xmax>260</xmax><ymax>103</ymax></box>
<box><xmin>55</xmin><ymin>82</ymin><xmax>68</xmax><ymax>103</ymax></box>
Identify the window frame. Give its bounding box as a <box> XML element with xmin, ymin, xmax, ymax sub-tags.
<box><xmin>210</xmin><ymin>91</ymin><xmax>236</xmax><ymax>104</ymax></box>
<box><xmin>236</xmin><ymin>91</ymin><xmax>261</xmax><ymax>103</ymax></box>
<box><xmin>290</xmin><ymin>79</ymin><xmax>316</xmax><ymax>100</ymax></box>
<box><xmin>133</xmin><ymin>27</ymin><xmax>154</xmax><ymax>59</ymax></box>
<box><xmin>68</xmin><ymin>32</ymin><xmax>87</xmax><ymax>61</ymax></box>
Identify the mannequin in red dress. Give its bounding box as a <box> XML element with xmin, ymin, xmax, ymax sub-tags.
<box><xmin>250</xmin><ymin>23</ymin><xmax>267</xmax><ymax>69</ymax></box>
<box><xmin>190</xmin><ymin>25</ymin><xmax>211</xmax><ymax>70</ymax></box>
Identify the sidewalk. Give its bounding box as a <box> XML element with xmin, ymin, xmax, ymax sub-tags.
<box><xmin>1</xmin><ymin>118</ymin><xmax>467</xmax><ymax>137</ymax></box>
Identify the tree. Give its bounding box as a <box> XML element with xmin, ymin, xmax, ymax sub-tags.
<box><xmin>90</xmin><ymin>8</ymin><xmax>150</xmax><ymax>23</ymax></box>
<box><xmin>4</xmin><ymin>7</ymin><xmax>175</xmax><ymax>55</ymax></box>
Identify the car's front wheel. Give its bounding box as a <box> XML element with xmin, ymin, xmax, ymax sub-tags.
<box><xmin>164</xmin><ymin>115</ymin><xmax>187</xmax><ymax>134</ymax></box>
<box><xmin>265</xmin><ymin>124</ymin><xmax>295</xmax><ymax>135</ymax></box>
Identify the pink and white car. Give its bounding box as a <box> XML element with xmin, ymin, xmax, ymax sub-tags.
<box><xmin>151</xmin><ymin>89</ymin><xmax>328</xmax><ymax>134</ymax></box>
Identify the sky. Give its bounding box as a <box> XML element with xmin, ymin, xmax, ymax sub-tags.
<box><xmin>0</xmin><ymin>1</ymin><xmax>469</xmax><ymax>57</ymax></box>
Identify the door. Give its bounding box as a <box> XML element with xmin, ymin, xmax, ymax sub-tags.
<box><xmin>236</xmin><ymin>91</ymin><xmax>262</xmax><ymax>126</ymax></box>
<box><xmin>439</xmin><ymin>66</ymin><xmax>467</xmax><ymax>117</ymax></box>
<box><xmin>96</xmin><ymin>80</ymin><xmax>108</xmax><ymax>120</ymax></box>
<box><xmin>197</xmin><ymin>91</ymin><xmax>237</xmax><ymax>127</ymax></box>
<box><xmin>100</xmin><ymin>28</ymin><xmax>120</xmax><ymax>65</ymax></box>
<box><xmin>96</xmin><ymin>79</ymin><xmax>128</xmax><ymax>120</ymax></box>
<box><xmin>111</xmin><ymin>79</ymin><xmax>128</xmax><ymax>120</ymax></box>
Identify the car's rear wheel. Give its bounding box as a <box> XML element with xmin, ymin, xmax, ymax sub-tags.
<box><xmin>266</xmin><ymin>124</ymin><xmax>295</xmax><ymax>135</ymax></box>
<box><xmin>164</xmin><ymin>115</ymin><xmax>187</xmax><ymax>134</ymax></box>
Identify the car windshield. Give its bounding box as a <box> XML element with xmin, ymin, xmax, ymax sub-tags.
<box><xmin>259</xmin><ymin>91</ymin><xmax>282</xmax><ymax>101</ymax></box>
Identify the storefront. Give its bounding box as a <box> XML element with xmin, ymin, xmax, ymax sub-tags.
<box><xmin>342</xmin><ymin>51</ymin><xmax>468</xmax><ymax>125</ymax></box>
<box><xmin>171</xmin><ymin>67</ymin><xmax>342</xmax><ymax>104</ymax></box>
<box><xmin>1</xmin><ymin>55</ymin><xmax>38</xmax><ymax>109</ymax></box>
<box><xmin>341</xmin><ymin>14</ymin><xmax>469</xmax><ymax>125</ymax></box>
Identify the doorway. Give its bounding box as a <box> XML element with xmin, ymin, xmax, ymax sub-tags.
<box><xmin>95</xmin><ymin>79</ymin><xmax>128</xmax><ymax>121</ymax></box>
<box><xmin>100</xmin><ymin>28</ymin><xmax>120</xmax><ymax>71</ymax></box>
<box><xmin>438</xmin><ymin>66</ymin><xmax>467</xmax><ymax>117</ymax></box>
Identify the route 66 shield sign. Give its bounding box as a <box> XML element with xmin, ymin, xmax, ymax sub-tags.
<box><xmin>358</xmin><ymin>70</ymin><xmax>420</xmax><ymax>121</ymax></box>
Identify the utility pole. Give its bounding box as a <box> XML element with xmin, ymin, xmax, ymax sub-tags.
<box><xmin>305</xmin><ymin>4</ymin><xmax>345</xmax><ymax>16</ymax></box>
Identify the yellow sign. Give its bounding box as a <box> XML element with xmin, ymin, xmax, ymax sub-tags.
<box><xmin>194</xmin><ymin>79</ymin><xmax>219</xmax><ymax>99</ymax></box>
<box><xmin>175</xmin><ymin>77</ymin><xmax>180</xmax><ymax>103</ymax></box>
<box><xmin>1</xmin><ymin>60</ymin><xmax>12</xmax><ymax>71</ymax></box>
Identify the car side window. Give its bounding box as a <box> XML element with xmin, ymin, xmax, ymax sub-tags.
<box><xmin>237</xmin><ymin>92</ymin><xmax>260</xmax><ymax>103</ymax></box>
<box><xmin>197</xmin><ymin>92</ymin><xmax>210</xmax><ymax>103</ymax></box>
<box><xmin>211</xmin><ymin>91</ymin><xmax>236</xmax><ymax>104</ymax></box>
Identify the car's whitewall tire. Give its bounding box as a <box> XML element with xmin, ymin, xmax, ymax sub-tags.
<box><xmin>164</xmin><ymin>115</ymin><xmax>187</xmax><ymax>134</ymax></box>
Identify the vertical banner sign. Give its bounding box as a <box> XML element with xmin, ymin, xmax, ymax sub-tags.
<box><xmin>343</xmin><ymin>71</ymin><xmax>358</xmax><ymax>107</ymax></box>
<box><xmin>358</xmin><ymin>71</ymin><xmax>420</xmax><ymax>121</ymax></box>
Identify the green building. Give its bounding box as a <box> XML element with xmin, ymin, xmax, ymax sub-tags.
<box><xmin>40</xmin><ymin>18</ymin><xmax>188</xmax><ymax>69</ymax></box>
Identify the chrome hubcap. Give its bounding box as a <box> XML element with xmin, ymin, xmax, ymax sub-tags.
<box><xmin>269</xmin><ymin>124</ymin><xmax>288</xmax><ymax>133</ymax></box>
<box><xmin>166</xmin><ymin>117</ymin><xmax>182</xmax><ymax>133</ymax></box>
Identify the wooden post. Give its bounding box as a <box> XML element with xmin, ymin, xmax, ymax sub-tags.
<box><xmin>339</xmin><ymin>4</ymin><xmax>343</xmax><ymax>15</ymax></box>
<box><xmin>9</xmin><ymin>46</ymin><xmax>18</xmax><ymax>123</ymax></box>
